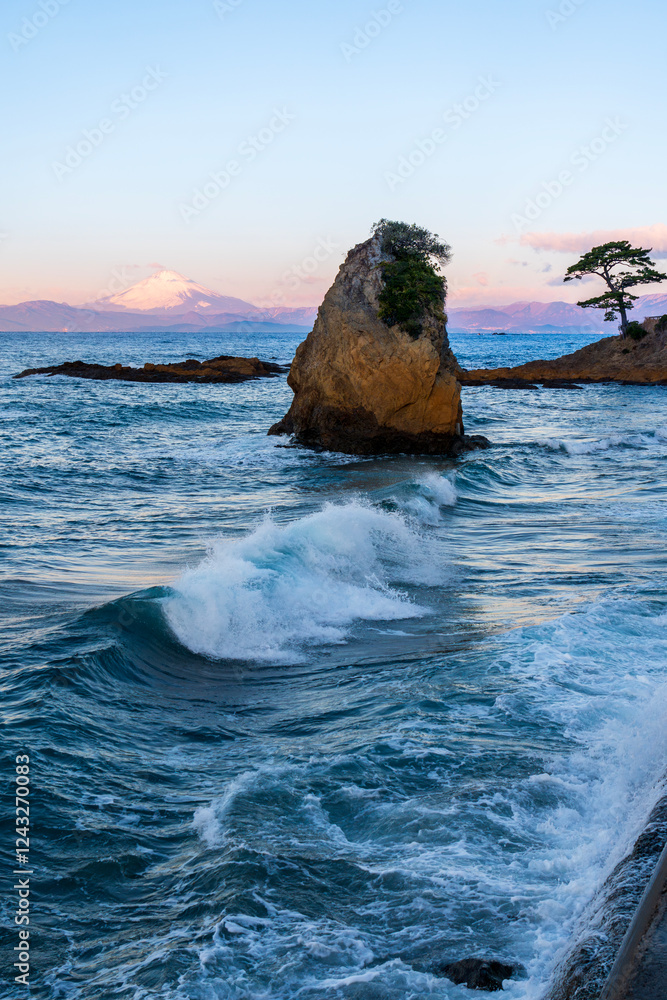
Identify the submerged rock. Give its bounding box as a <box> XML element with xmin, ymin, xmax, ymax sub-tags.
<box><xmin>438</xmin><ymin>957</ymin><xmax>521</xmax><ymax>992</ymax></box>
<box><xmin>463</xmin><ymin>376</ymin><xmax>540</xmax><ymax>390</ymax></box>
<box><xmin>14</xmin><ymin>356</ymin><xmax>287</xmax><ymax>384</ymax></box>
<box><xmin>269</xmin><ymin>235</ymin><xmax>471</xmax><ymax>455</ymax></box>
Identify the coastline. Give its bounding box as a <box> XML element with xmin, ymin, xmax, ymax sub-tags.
<box><xmin>544</xmin><ymin>795</ymin><xmax>667</xmax><ymax>1000</ymax></box>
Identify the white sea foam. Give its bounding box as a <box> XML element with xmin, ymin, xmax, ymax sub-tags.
<box><xmin>419</xmin><ymin>472</ymin><xmax>457</xmax><ymax>507</ymax></box>
<box><xmin>491</xmin><ymin>597</ymin><xmax>667</xmax><ymax>992</ymax></box>
<box><xmin>193</xmin><ymin>771</ymin><xmax>255</xmax><ymax>846</ymax></box>
<box><xmin>163</xmin><ymin>432</ymin><xmax>364</xmax><ymax>470</ymax></box>
<box><xmin>542</xmin><ymin>430</ymin><xmax>665</xmax><ymax>455</ymax></box>
<box><xmin>165</xmin><ymin>501</ymin><xmax>449</xmax><ymax>663</ymax></box>
<box><xmin>187</xmin><ymin>595</ymin><xmax>667</xmax><ymax>998</ymax></box>
<box><xmin>396</xmin><ymin>472</ymin><xmax>457</xmax><ymax>525</ymax></box>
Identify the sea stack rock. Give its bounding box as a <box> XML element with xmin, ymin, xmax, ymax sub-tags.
<box><xmin>269</xmin><ymin>232</ymin><xmax>466</xmax><ymax>455</ymax></box>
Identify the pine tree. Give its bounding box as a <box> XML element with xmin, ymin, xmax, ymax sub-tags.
<box><xmin>564</xmin><ymin>241</ymin><xmax>666</xmax><ymax>338</ymax></box>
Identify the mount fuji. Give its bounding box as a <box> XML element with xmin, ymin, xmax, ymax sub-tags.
<box><xmin>1</xmin><ymin>268</ymin><xmax>665</xmax><ymax>334</ymax></box>
<box><xmin>0</xmin><ymin>270</ymin><xmax>319</xmax><ymax>333</ymax></box>
<box><xmin>92</xmin><ymin>270</ymin><xmax>257</xmax><ymax>316</ymax></box>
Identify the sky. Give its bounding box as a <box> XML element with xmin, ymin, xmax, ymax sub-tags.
<box><xmin>2</xmin><ymin>0</ymin><xmax>666</xmax><ymax>309</ymax></box>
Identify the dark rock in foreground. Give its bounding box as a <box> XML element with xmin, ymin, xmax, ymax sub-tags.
<box><xmin>437</xmin><ymin>957</ymin><xmax>522</xmax><ymax>991</ymax></box>
<box><xmin>13</xmin><ymin>356</ymin><xmax>288</xmax><ymax>384</ymax></box>
<box><xmin>544</xmin><ymin>796</ymin><xmax>667</xmax><ymax>1000</ymax></box>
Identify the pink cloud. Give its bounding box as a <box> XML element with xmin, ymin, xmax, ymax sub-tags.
<box><xmin>472</xmin><ymin>271</ymin><xmax>489</xmax><ymax>286</ymax></box>
<box><xmin>515</xmin><ymin>224</ymin><xmax>667</xmax><ymax>257</ymax></box>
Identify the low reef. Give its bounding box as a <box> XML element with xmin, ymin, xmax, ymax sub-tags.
<box><xmin>461</xmin><ymin>318</ymin><xmax>667</xmax><ymax>387</ymax></box>
<box><xmin>14</xmin><ymin>355</ymin><xmax>287</xmax><ymax>384</ymax></box>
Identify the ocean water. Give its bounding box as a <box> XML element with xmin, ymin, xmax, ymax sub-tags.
<box><xmin>1</xmin><ymin>329</ymin><xmax>666</xmax><ymax>1000</ymax></box>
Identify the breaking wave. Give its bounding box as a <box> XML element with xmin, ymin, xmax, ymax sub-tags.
<box><xmin>164</xmin><ymin>498</ymin><xmax>453</xmax><ymax>663</ymax></box>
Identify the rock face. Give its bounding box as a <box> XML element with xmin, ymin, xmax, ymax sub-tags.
<box><xmin>438</xmin><ymin>958</ymin><xmax>521</xmax><ymax>992</ymax></box>
<box><xmin>544</xmin><ymin>794</ymin><xmax>667</xmax><ymax>1000</ymax></box>
<box><xmin>461</xmin><ymin>320</ymin><xmax>667</xmax><ymax>387</ymax></box>
<box><xmin>14</xmin><ymin>355</ymin><xmax>287</xmax><ymax>384</ymax></box>
<box><xmin>269</xmin><ymin>236</ymin><xmax>467</xmax><ymax>455</ymax></box>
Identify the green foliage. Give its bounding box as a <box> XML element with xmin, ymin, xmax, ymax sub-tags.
<box><xmin>571</xmin><ymin>289</ymin><xmax>639</xmax><ymax>325</ymax></box>
<box><xmin>656</xmin><ymin>314</ymin><xmax>667</xmax><ymax>333</ymax></box>
<box><xmin>626</xmin><ymin>321</ymin><xmax>648</xmax><ymax>341</ymax></box>
<box><xmin>372</xmin><ymin>219</ymin><xmax>451</xmax><ymax>338</ymax></box>
<box><xmin>564</xmin><ymin>241</ymin><xmax>667</xmax><ymax>336</ymax></box>
<box><xmin>377</xmin><ymin>257</ymin><xmax>446</xmax><ymax>337</ymax></box>
<box><xmin>372</xmin><ymin>219</ymin><xmax>452</xmax><ymax>267</ymax></box>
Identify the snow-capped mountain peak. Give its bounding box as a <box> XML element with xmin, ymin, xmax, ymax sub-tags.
<box><xmin>93</xmin><ymin>269</ymin><xmax>256</xmax><ymax>316</ymax></box>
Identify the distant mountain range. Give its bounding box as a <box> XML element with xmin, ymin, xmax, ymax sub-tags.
<box><xmin>0</xmin><ymin>271</ymin><xmax>319</xmax><ymax>333</ymax></box>
<box><xmin>1</xmin><ymin>269</ymin><xmax>666</xmax><ymax>334</ymax></box>
<box><xmin>447</xmin><ymin>294</ymin><xmax>667</xmax><ymax>333</ymax></box>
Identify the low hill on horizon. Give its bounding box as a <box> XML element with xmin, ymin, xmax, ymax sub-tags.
<box><xmin>447</xmin><ymin>294</ymin><xmax>667</xmax><ymax>333</ymax></box>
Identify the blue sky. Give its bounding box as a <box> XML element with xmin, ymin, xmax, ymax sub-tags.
<box><xmin>2</xmin><ymin>0</ymin><xmax>665</xmax><ymax>307</ymax></box>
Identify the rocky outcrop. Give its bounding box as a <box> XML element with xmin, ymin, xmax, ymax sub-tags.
<box><xmin>461</xmin><ymin>321</ymin><xmax>667</xmax><ymax>387</ymax></box>
<box><xmin>544</xmin><ymin>795</ymin><xmax>667</xmax><ymax>1000</ymax></box>
<box><xmin>268</xmin><ymin>236</ymin><xmax>472</xmax><ymax>455</ymax></box>
<box><xmin>14</xmin><ymin>356</ymin><xmax>287</xmax><ymax>384</ymax></box>
<box><xmin>437</xmin><ymin>958</ymin><xmax>523</xmax><ymax>992</ymax></box>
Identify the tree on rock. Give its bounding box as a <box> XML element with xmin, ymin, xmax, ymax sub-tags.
<box><xmin>372</xmin><ymin>220</ymin><xmax>452</xmax><ymax>339</ymax></box>
<box><xmin>564</xmin><ymin>241</ymin><xmax>666</xmax><ymax>338</ymax></box>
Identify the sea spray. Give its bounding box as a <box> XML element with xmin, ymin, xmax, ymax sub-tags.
<box><xmin>7</xmin><ymin>328</ymin><xmax>667</xmax><ymax>999</ymax></box>
<box><xmin>189</xmin><ymin>595</ymin><xmax>667</xmax><ymax>997</ymax></box>
<box><xmin>541</xmin><ymin>428</ymin><xmax>667</xmax><ymax>456</ymax></box>
<box><xmin>164</xmin><ymin>500</ymin><xmax>452</xmax><ymax>663</ymax></box>
<box><xmin>395</xmin><ymin>472</ymin><xmax>458</xmax><ymax>525</ymax></box>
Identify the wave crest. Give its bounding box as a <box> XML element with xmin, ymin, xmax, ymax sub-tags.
<box><xmin>164</xmin><ymin>501</ymin><xmax>450</xmax><ymax>663</ymax></box>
